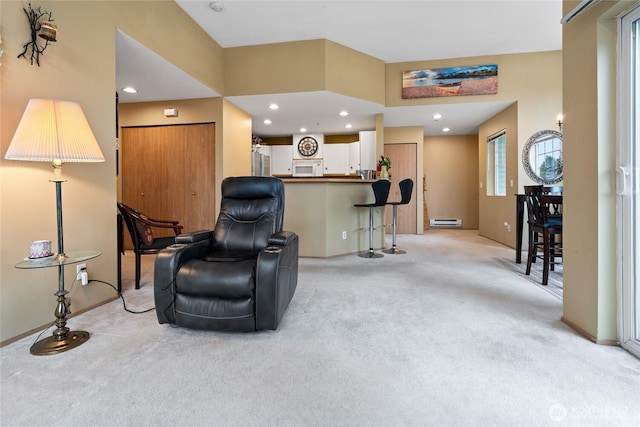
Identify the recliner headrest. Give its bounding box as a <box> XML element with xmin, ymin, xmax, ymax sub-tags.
<box><xmin>222</xmin><ymin>176</ymin><xmax>284</xmax><ymax>200</ymax></box>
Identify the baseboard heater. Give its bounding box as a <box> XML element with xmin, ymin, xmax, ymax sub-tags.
<box><xmin>429</xmin><ymin>218</ymin><xmax>462</xmax><ymax>228</ymax></box>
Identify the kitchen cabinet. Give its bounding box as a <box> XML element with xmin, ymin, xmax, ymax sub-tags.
<box><xmin>270</xmin><ymin>145</ymin><xmax>293</xmax><ymax>175</ymax></box>
<box><xmin>359</xmin><ymin>130</ymin><xmax>376</xmax><ymax>170</ymax></box>
<box><xmin>323</xmin><ymin>143</ymin><xmax>349</xmax><ymax>175</ymax></box>
<box><xmin>349</xmin><ymin>141</ymin><xmax>360</xmax><ymax>174</ymax></box>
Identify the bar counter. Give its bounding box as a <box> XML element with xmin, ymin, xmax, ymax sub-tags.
<box><xmin>280</xmin><ymin>177</ymin><xmax>384</xmax><ymax>257</ymax></box>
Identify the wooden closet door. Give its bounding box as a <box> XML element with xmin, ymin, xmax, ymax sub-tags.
<box><xmin>122</xmin><ymin>126</ymin><xmax>169</xmax><ymax>216</ymax></box>
<box><xmin>167</xmin><ymin>124</ymin><xmax>215</xmax><ymax>235</ymax></box>
<box><xmin>121</xmin><ymin>123</ymin><xmax>215</xmax><ymax>248</ymax></box>
<box><xmin>384</xmin><ymin>143</ymin><xmax>417</xmax><ymax>234</ymax></box>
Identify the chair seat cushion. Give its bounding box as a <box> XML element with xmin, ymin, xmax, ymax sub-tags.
<box><xmin>139</xmin><ymin>236</ymin><xmax>175</xmax><ymax>250</ymax></box>
<box><xmin>176</xmin><ymin>258</ymin><xmax>256</xmax><ymax>298</ymax></box>
<box><xmin>543</xmin><ymin>218</ymin><xmax>563</xmax><ymax>227</ymax></box>
<box><xmin>202</xmin><ymin>250</ymin><xmax>259</xmax><ymax>262</ymax></box>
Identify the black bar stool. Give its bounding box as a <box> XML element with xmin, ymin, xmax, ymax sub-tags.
<box><xmin>354</xmin><ymin>180</ymin><xmax>391</xmax><ymax>258</ymax></box>
<box><xmin>383</xmin><ymin>178</ymin><xmax>413</xmax><ymax>254</ymax></box>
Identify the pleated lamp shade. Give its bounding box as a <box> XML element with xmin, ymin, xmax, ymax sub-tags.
<box><xmin>5</xmin><ymin>99</ymin><xmax>105</xmax><ymax>164</ymax></box>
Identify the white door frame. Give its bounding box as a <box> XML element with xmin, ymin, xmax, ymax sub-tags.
<box><xmin>617</xmin><ymin>5</ymin><xmax>640</xmax><ymax>358</ymax></box>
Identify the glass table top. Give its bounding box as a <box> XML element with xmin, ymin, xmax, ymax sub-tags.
<box><xmin>15</xmin><ymin>251</ymin><xmax>101</xmax><ymax>269</ymax></box>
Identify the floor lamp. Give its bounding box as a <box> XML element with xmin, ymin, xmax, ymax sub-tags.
<box><xmin>5</xmin><ymin>99</ymin><xmax>105</xmax><ymax>355</ymax></box>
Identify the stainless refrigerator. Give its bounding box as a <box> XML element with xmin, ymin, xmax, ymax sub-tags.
<box><xmin>251</xmin><ymin>151</ymin><xmax>271</xmax><ymax>176</ymax></box>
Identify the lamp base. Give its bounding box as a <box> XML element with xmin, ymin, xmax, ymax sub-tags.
<box><xmin>30</xmin><ymin>330</ymin><xmax>90</xmax><ymax>356</ymax></box>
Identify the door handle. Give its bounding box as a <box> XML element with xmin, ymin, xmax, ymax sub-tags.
<box><xmin>616</xmin><ymin>166</ymin><xmax>629</xmax><ymax>196</ymax></box>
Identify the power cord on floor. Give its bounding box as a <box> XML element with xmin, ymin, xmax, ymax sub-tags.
<box><xmin>30</xmin><ymin>320</ymin><xmax>56</xmax><ymax>348</ymax></box>
<box><xmin>29</xmin><ymin>278</ymin><xmax>154</xmax><ymax>349</ymax></box>
<box><xmin>89</xmin><ymin>279</ymin><xmax>155</xmax><ymax>314</ymax></box>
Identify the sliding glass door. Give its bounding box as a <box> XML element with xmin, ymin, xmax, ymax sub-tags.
<box><xmin>618</xmin><ymin>5</ymin><xmax>640</xmax><ymax>358</ymax></box>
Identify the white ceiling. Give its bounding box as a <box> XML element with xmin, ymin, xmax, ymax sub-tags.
<box><xmin>116</xmin><ymin>0</ymin><xmax>562</xmax><ymax>137</ymax></box>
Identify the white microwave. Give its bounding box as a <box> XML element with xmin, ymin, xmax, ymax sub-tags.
<box><xmin>292</xmin><ymin>159</ymin><xmax>323</xmax><ymax>177</ymax></box>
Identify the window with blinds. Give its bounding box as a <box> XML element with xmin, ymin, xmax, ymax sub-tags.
<box><xmin>487</xmin><ymin>130</ymin><xmax>506</xmax><ymax>196</ymax></box>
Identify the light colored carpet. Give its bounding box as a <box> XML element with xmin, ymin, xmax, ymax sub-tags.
<box><xmin>494</xmin><ymin>257</ymin><xmax>563</xmax><ymax>300</ymax></box>
<box><xmin>1</xmin><ymin>230</ymin><xmax>638</xmax><ymax>427</ymax></box>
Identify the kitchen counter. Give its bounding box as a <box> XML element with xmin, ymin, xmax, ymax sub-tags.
<box><xmin>280</xmin><ymin>177</ymin><xmax>377</xmax><ymax>183</ymax></box>
<box><xmin>282</xmin><ymin>179</ymin><xmax>385</xmax><ymax>257</ymax></box>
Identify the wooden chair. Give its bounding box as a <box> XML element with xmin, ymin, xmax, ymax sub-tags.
<box><xmin>117</xmin><ymin>203</ymin><xmax>183</xmax><ymax>289</ymax></box>
<box><xmin>524</xmin><ymin>185</ymin><xmax>563</xmax><ymax>286</ymax></box>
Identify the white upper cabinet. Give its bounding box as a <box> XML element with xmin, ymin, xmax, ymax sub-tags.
<box><xmin>349</xmin><ymin>141</ymin><xmax>360</xmax><ymax>173</ymax></box>
<box><xmin>323</xmin><ymin>143</ymin><xmax>349</xmax><ymax>175</ymax></box>
<box><xmin>359</xmin><ymin>131</ymin><xmax>376</xmax><ymax>170</ymax></box>
<box><xmin>270</xmin><ymin>145</ymin><xmax>293</xmax><ymax>175</ymax></box>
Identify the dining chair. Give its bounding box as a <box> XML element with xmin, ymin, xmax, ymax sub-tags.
<box><xmin>524</xmin><ymin>185</ymin><xmax>563</xmax><ymax>286</ymax></box>
<box><xmin>117</xmin><ymin>202</ymin><xmax>183</xmax><ymax>289</ymax></box>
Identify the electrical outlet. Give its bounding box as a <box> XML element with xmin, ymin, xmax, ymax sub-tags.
<box><xmin>342</xmin><ymin>231</ymin><xmax>347</xmax><ymax>240</ymax></box>
<box><xmin>76</xmin><ymin>263</ymin><xmax>87</xmax><ymax>281</ymax></box>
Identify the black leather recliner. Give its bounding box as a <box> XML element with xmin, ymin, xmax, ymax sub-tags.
<box><xmin>154</xmin><ymin>176</ymin><xmax>299</xmax><ymax>331</ymax></box>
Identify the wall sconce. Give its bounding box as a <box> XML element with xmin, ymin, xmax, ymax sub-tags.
<box><xmin>17</xmin><ymin>3</ymin><xmax>57</xmax><ymax>66</ymax></box>
<box><xmin>557</xmin><ymin>114</ymin><xmax>564</xmax><ymax>132</ymax></box>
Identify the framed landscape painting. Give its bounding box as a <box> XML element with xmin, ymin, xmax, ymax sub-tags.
<box><xmin>402</xmin><ymin>64</ymin><xmax>498</xmax><ymax>99</ymax></box>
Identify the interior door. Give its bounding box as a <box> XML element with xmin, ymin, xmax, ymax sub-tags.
<box><xmin>383</xmin><ymin>143</ymin><xmax>417</xmax><ymax>234</ymax></box>
<box><xmin>121</xmin><ymin>123</ymin><xmax>215</xmax><ymax>249</ymax></box>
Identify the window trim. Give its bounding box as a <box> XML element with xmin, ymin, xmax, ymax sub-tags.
<box><xmin>486</xmin><ymin>130</ymin><xmax>507</xmax><ymax>196</ymax></box>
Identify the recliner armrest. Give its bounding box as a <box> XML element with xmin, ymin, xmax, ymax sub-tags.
<box><xmin>176</xmin><ymin>230</ymin><xmax>213</xmax><ymax>244</ymax></box>
<box><xmin>268</xmin><ymin>230</ymin><xmax>297</xmax><ymax>246</ymax></box>
<box><xmin>154</xmin><ymin>238</ymin><xmax>211</xmax><ymax>325</ymax></box>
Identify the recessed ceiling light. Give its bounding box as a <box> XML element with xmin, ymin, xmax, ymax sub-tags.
<box><xmin>300</xmin><ymin>127</ymin><xmax>307</xmax><ymax>133</ymax></box>
<box><xmin>122</xmin><ymin>87</ymin><xmax>137</xmax><ymax>94</ymax></box>
<box><xmin>264</xmin><ymin>119</ymin><xmax>272</xmax><ymax>124</ymax></box>
<box><xmin>433</xmin><ymin>113</ymin><xmax>442</xmax><ymax>120</ymax></box>
<box><xmin>339</xmin><ymin>111</ymin><xmax>349</xmax><ymax>117</ymax></box>
<box><xmin>209</xmin><ymin>2</ymin><xmax>225</xmax><ymax>13</ymax></box>
<box><xmin>345</xmin><ymin>124</ymin><xmax>353</xmax><ymax>129</ymax></box>
<box><xmin>442</xmin><ymin>127</ymin><xmax>450</xmax><ymax>132</ymax></box>
<box><xmin>269</xmin><ymin>104</ymin><xmax>279</xmax><ymax>110</ymax></box>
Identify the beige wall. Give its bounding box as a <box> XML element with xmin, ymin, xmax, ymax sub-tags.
<box><xmin>424</xmin><ymin>134</ymin><xmax>479</xmax><ymax>229</ymax></box>
<box><xmin>221</xmin><ymin>99</ymin><xmax>253</xmax><ymax>182</ymax></box>
<box><xmin>224</xmin><ymin>39</ymin><xmax>385</xmax><ymax>104</ymax></box>
<box><xmin>0</xmin><ymin>1</ymin><xmax>226</xmax><ymax>344</ymax></box>
<box><xmin>478</xmin><ymin>103</ymin><xmax>519</xmax><ymax>246</ymax></box>
<box><xmin>325</xmin><ymin>40</ymin><xmax>386</xmax><ymax>105</ymax></box>
<box><xmin>387</xmin><ymin>51</ymin><xmax>562</xmax><ymax>246</ymax></box>
<box><xmin>560</xmin><ymin>0</ymin><xmax>634</xmax><ymax>343</ymax></box>
<box><xmin>224</xmin><ymin>40</ymin><xmax>326</xmax><ymax>95</ymax></box>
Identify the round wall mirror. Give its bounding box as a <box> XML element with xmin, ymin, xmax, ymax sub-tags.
<box><xmin>522</xmin><ymin>129</ymin><xmax>563</xmax><ymax>184</ymax></box>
